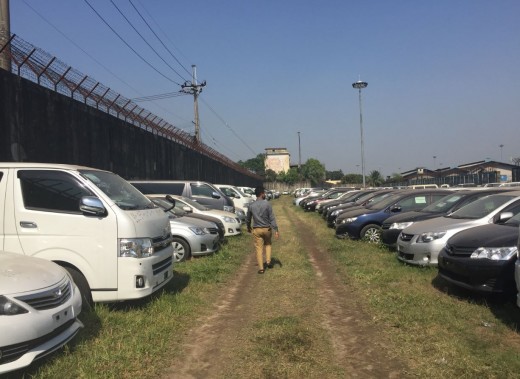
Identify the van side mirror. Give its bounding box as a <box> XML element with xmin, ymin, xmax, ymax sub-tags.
<box><xmin>80</xmin><ymin>196</ymin><xmax>107</xmax><ymax>216</ymax></box>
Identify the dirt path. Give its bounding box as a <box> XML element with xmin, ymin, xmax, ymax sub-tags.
<box><xmin>162</xmin><ymin>201</ymin><xmax>408</xmax><ymax>378</ymax></box>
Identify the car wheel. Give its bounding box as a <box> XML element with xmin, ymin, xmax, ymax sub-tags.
<box><xmin>65</xmin><ymin>266</ymin><xmax>93</xmax><ymax>310</ymax></box>
<box><xmin>360</xmin><ymin>224</ymin><xmax>381</xmax><ymax>243</ymax></box>
<box><xmin>171</xmin><ymin>237</ymin><xmax>191</xmax><ymax>262</ymax></box>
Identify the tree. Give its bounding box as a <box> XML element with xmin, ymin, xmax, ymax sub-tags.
<box><xmin>342</xmin><ymin>173</ymin><xmax>363</xmax><ymax>185</ymax></box>
<box><xmin>278</xmin><ymin>167</ymin><xmax>299</xmax><ymax>184</ymax></box>
<box><xmin>326</xmin><ymin>169</ymin><xmax>344</xmax><ymax>181</ymax></box>
<box><xmin>265</xmin><ymin>169</ymin><xmax>277</xmax><ymax>182</ymax></box>
<box><xmin>301</xmin><ymin>158</ymin><xmax>326</xmax><ymax>186</ymax></box>
<box><xmin>367</xmin><ymin>170</ymin><xmax>384</xmax><ymax>187</ymax></box>
<box><xmin>238</xmin><ymin>153</ymin><xmax>265</xmax><ymax>176</ymax></box>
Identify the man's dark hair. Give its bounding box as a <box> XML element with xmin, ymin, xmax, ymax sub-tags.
<box><xmin>255</xmin><ymin>186</ymin><xmax>265</xmax><ymax>197</ymax></box>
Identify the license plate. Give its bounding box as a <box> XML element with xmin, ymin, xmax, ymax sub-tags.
<box><xmin>53</xmin><ymin>305</ymin><xmax>73</xmax><ymax>325</ymax></box>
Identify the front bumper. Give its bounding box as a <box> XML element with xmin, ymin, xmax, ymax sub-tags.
<box><xmin>396</xmin><ymin>234</ymin><xmax>446</xmax><ymax>266</ymax></box>
<box><xmin>438</xmin><ymin>249</ymin><xmax>516</xmax><ymax>294</ymax></box>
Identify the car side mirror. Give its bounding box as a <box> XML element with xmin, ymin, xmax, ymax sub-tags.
<box><xmin>183</xmin><ymin>206</ymin><xmax>192</xmax><ymax>213</ymax></box>
<box><xmin>497</xmin><ymin>211</ymin><xmax>513</xmax><ymax>223</ymax></box>
<box><xmin>390</xmin><ymin>205</ymin><xmax>402</xmax><ymax>212</ymax></box>
<box><xmin>80</xmin><ymin>196</ymin><xmax>107</xmax><ymax>216</ymax></box>
<box><xmin>212</xmin><ymin>191</ymin><xmax>221</xmax><ymax>199</ymax></box>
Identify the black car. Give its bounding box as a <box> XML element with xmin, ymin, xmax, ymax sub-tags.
<box><xmin>380</xmin><ymin>189</ymin><xmax>511</xmax><ymax>249</ymax></box>
<box><xmin>305</xmin><ymin>188</ymin><xmax>355</xmax><ymax>212</ymax></box>
<box><xmin>438</xmin><ymin>207</ymin><xmax>520</xmax><ymax>295</ymax></box>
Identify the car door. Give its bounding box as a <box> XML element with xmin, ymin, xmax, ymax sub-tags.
<box><xmin>11</xmin><ymin>169</ymin><xmax>118</xmax><ymax>290</ymax></box>
<box><xmin>190</xmin><ymin>182</ymin><xmax>222</xmax><ymax>210</ymax></box>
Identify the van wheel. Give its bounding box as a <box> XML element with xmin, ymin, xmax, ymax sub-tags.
<box><xmin>171</xmin><ymin>238</ymin><xmax>191</xmax><ymax>262</ymax></box>
<box><xmin>361</xmin><ymin>224</ymin><xmax>381</xmax><ymax>243</ymax></box>
<box><xmin>65</xmin><ymin>267</ymin><xmax>93</xmax><ymax>310</ymax></box>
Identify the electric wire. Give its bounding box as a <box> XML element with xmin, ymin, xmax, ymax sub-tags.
<box><xmin>128</xmin><ymin>0</ymin><xmax>193</xmax><ymax>78</ymax></box>
<box><xmin>83</xmin><ymin>0</ymin><xmax>182</xmax><ymax>86</ymax></box>
<box><xmin>22</xmin><ymin>0</ymin><xmax>190</xmax><ymax>125</ymax></box>
<box><xmin>132</xmin><ymin>91</ymin><xmax>187</xmax><ymax>102</ymax></box>
<box><xmin>109</xmin><ymin>0</ymin><xmax>189</xmax><ymax>83</ymax></box>
<box><xmin>200</xmin><ymin>98</ymin><xmax>257</xmax><ymax>156</ymax></box>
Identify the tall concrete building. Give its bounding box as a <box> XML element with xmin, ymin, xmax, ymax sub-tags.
<box><xmin>265</xmin><ymin>147</ymin><xmax>290</xmax><ymax>174</ymax></box>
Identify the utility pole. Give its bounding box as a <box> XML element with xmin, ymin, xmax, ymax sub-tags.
<box><xmin>0</xmin><ymin>0</ymin><xmax>10</xmax><ymax>71</ymax></box>
<box><xmin>181</xmin><ymin>65</ymin><xmax>206</xmax><ymax>143</ymax></box>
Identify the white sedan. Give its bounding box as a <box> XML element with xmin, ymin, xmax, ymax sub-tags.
<box><xmin>0</xmin><ymin>252</ymin><xmax>83</xmax><ymax>374</ymax></box>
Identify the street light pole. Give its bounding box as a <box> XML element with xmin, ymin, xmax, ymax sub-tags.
<box><xmin>352</xmin><ymin>80</ymin><xmax>368</xmax><ymax>188</ymax></box>
<box><xmin>499</xmin><ymin>144</ymin><xmax>504</xmax><ymax>161</ymax></box>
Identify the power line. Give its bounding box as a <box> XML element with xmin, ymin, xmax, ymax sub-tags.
<box><xmin>200</xmin><ymin>98</ymin><xmax>257</xmax><ymax>156</ymax></box>
<box><xmin>132</xmin><ymin>91</ymin><xmax>187</xmax><ymax>102</ymax></box>
<box><xmin>22</xmin><ymin>0</ymin><xmax>189</xmax><ymax>124</ymax></box>
<box><xmin>83</xmin><ymin>0</ymin><xmax>182</xmax><ymax>86</ymax></box>
<box><xmin>128</xmin><ymin>0</ymin><xmax>193</xmax><ymax>78</ymax></box>
<box><xmin>109</xmin><ymin>0</ymin><xmax>189</xmax><ymax>83</ymax></box>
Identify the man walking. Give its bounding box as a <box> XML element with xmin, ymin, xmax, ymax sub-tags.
<box><xmin>246</xmin><ymin>186</ymin><xmax>279</xmax><ymax>274</ymax></box>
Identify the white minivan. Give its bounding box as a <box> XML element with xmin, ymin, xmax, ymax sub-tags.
<box><xmin>0</xmin><ymin>163</ymin><xmax>174</xmax><ymax>305</ymax></box>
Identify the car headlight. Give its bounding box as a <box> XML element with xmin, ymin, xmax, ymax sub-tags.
<box><xmin>223</xmin><ymin>205</ymin><xmax>234</xmax><ymax>213</ymax></box>
<box><xmin>417</xmin><ymin>231</ymin><xmax>446</xmax><ymax>243</ymax></box>
<box><xmin>343</xmin><ymin>217</ymin><xmax>357</xmax><ymax>224</ymax></box>
<box><xmin>390</xmin><ymin>221</ymin><xmax>414</xmax><ymax>230</ymax></box>
<box><xmin>223</xmin><ymin>216</ymin><xmax>237</xmax><ymax>223</ymax></box>
<box><xmin>189</xmin><ymin>226</ymin><xmax>207</xmax><ymax>235</ymax></box>
<box><xmin>470</xmin><ymin>246</ymin><xmax>518</xmax><ymax>260</ymax></box>
<box><xmin>119</xmin><ymin>238</ymin><xmax>153</xmax><ymax>258</ymax></box>
<box><xmin>236</xmin><ymin>209</ymin><xmax>245</xmax><ymax>216</ymax></box>
<box><xmin>0</xmin><ymin>296</ymin><xmax>29</xmax><ymax>315</ymax></box>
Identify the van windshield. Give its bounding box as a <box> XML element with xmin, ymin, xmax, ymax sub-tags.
<box><xmin>80</xmin><ymin>170</ymin><xmax>155</xmax><ymax>210</ymax></box>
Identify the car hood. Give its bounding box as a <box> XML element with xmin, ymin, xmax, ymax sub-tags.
<box><xmin>169</xmin><ymin>216</ymin><xmax>214</xmax><ymax>228</ymax></box>
<box><xmin>447</xmin><ymin>223</ymin><xmax>519</xmax><ymax>247</ymax></box>
<box><xmin>337</xmin><ymin>208</ymin><xmax>377</xmax><ymax>220</ymax></box>
<box><xmin>0</xmin><ymin>252</ymin><xmax>66</xmax><ymax>294</ymax></box>
<box><xmin>403</xmin><ymin>215</ymin><xmax>491</xmax><ymax>234</ymax></box>
<box><xmin>201</xmin><ymin>209</ymin><xmax>239</xmax><ymax>219</ymax></box>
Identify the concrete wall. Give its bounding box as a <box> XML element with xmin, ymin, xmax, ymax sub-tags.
<box><xmin>0</xmin><ymin>70</ymin><xmax>260</xmax><ymax>186</ymax></box>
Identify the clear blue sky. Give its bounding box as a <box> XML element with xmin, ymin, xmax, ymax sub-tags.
<box><xmin>10</xmin><ymin>0</ymin><xmax>520</xmax><ymax>177</ymax></box>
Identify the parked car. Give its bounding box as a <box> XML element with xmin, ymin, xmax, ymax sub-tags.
<box><xmin>148</xmin><ymin>197</ymin><xmax>221</xmax><ymax>262</ymax></box>
<box><xmin>0</xmin><ymin>163</ymin><xmax>174</xmax><ymax>306</ymax></box>
<box><xmin>335</xmin><ymin>190</ymin><xmax>450</xmax><ymax>242</ymax></box>
<box><xmin>437</xmin><ymin>208</ymin><xmax>520</xmax><ymax>296</ymax></box>
<box><xmin>381</xmin><ymin>189</ymin><xmax>510</xmax><ymax>249</ymax></box>
<box><xmin>146</xmin><ymin>194</ymin><xmax>225</xmax><ymax>243</ymax></box>
<box><xmin>303</xmin><ymin>188</ymin><xmax>354</xmax><ymax>212</ymax></box>
<box><xmin>0</xmin><ymin>252</ymin><xmax>83</xmax><ymax>374</ymax></box>
<box><xmin>163</xmin><ymin>194</ymin><xmax>242</xmax><ymax>237</ymax></box>
<box><xmin>130</xmin><ymin>180</ymin><xmax>235</xmax><ymax>213</ymax></box>
<box><xmin>326</xmin><ymin>190</ymin><xmax>395</xmax><ymax>226</ymax></box>
<box><xmin>397</xmin><ymin>191</ymin><xmax>520</xmax><ymax>266</ymax></box>
<box><xmin>515</xmin><ymin>226</ymin><xmax>520</xmax><ymax>308</ymax></box>
<box><xmin>215</xmin><ymin>184</ymin><xmax>253</xmax><ymax>217</ymax></box>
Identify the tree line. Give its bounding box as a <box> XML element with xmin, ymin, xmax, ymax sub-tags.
<box><xmin>238</xmin><ymin>154</ymin><xmax>403</xmax><ymax>187</ymax></box>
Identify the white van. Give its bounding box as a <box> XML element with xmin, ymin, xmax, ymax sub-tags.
<box><xmin>0</xmin><ymin>163</ymin><xmax>174</xmax><ymax>305</ymax></box>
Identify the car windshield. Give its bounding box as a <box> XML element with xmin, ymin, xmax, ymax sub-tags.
<box><xmin>421</xmin><ymin>193</ymin><xmax>465</xmax><ymax>214</ymax></box>
<box><xmin>81</xmin><ymin>170</ymin><xmax>154</xmax><ymax>211</ymax></box>
<box><xmin>354</xmin><ymin>191</ymin><xmax>379</xmax><ymax>203</ymax></box>
<box><xmin>366</xmin><ymin>193</ymin><xmax>400</xmax><ymax>210</ymax></box>
<box><xmin>447</xmin><ymin>194</ymin><xmax>516</xmax><ymax>219</ymax></box>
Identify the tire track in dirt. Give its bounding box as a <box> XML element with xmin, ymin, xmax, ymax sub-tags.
<box><xmin>287</xmin><ymin>208</ymin><xmax>409</xmax><ymax>378</ymax></box>
<box><xmin>161</xmin><ymin>251</ymin><xmax>259</xmax><ymax>379</ymax></box>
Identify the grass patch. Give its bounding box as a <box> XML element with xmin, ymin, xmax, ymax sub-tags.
<box><xmin>290</xmin><ymin>197</ymin><xmax>520</xmax><ymax>378</ymax></box>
